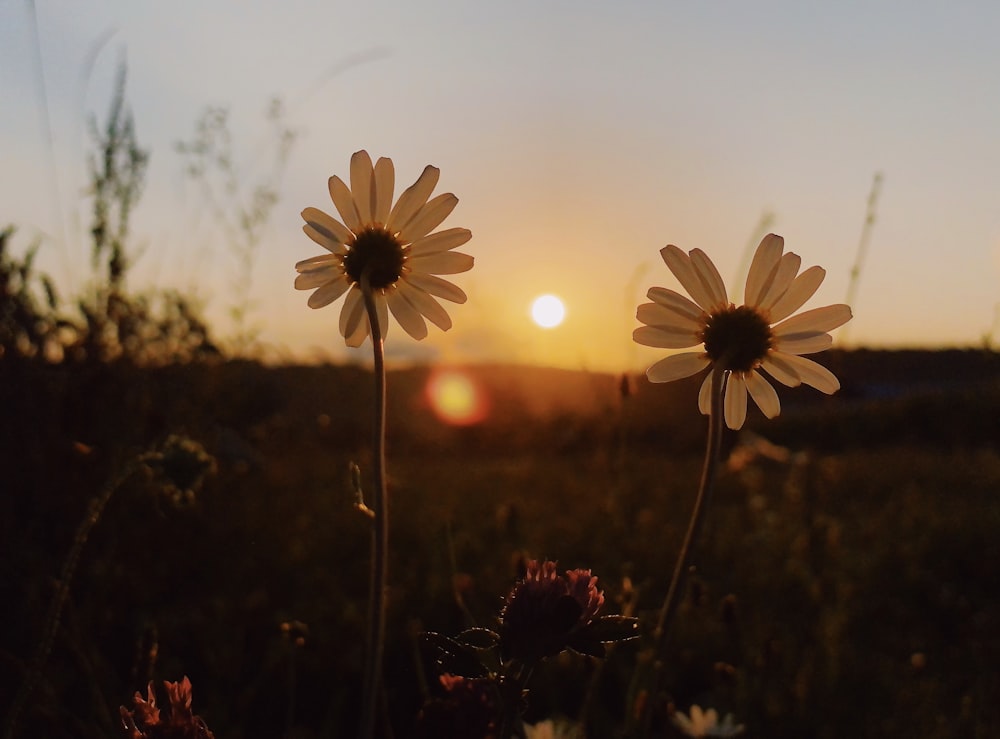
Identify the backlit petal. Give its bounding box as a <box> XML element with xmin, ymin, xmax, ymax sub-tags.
<box><xmin>758</xmin><ymin>252</ymin><xmax>801</xmax><ymax>309</ymax></box>
<box><xmin>698</xmin><ymin>373</ymin><xmax>714</xmax><ymax>415</ymax></box>
<box><xmin>306</xmin><ymin>277</ymin><xmax>350</xmax><ymax>308</ymax></box>
<box><xmin>302</xmin><ymin>207</ymin><xmax>353</xmax><ymax>250</ymax></box>
<box><xmin>646</xmin><ymin>352</ymin><xmax>710</xmax><ymax>383</ymax></box>
<box><xmin>774</xmin><ymin>304</ymin><xmax>852</xmax><ymax>336</ymax></box>
<box><xmin>660</xmin><ymin>245</ymin><xmax>718</xmax><ymax>312</ymax></box>
<box><xmin>398</xmin><ymin>280</ymin><xmax>452</xmax><ymax>331</ymax></box>
<box><xmin>776</xmin><ymin>332</ymin><xmax>833</xmax><ymax>355</ymax></box>
<box><xmin>387</xmin><ymin>165</ymin><xmax>439</xmax><ymax>233</ymax></box>
<box><xmin>768</xmin><ymin>266</ymin><xmax>826</xmax><ymax>323</ymax></box>
<box><xmin>408</xmin><ymin>227</ymin><xmax>472</xmax><ymax>257</ymax></box>
<box><xmin>782</xmin><ymin>354</ymin><xmax>840</xmax><ymax>393</ymax></box>
<box><xmin>636</xmin><ymin>302</ymin><xmax>702</xmax><ymax>333</ymax></box>
<box><xmin>724</xmin><ymin>374</ymin><xmax>748</xmax><ymax>429</ymax></box>
<box><xmin>633</xmin><ymin>324</ymin><xmax>701</xmax><ymax>349</ymax></box>
<box><xmin>295</xmin><ymin>267</ymin><xmax>340</xmax><ymax>290</ymax></box>
<box><xmin>405</xmin><ymin>272</ymin><xmax>467</xmax><ymax>304</ymax></box>
<box><xmin>399</xmin><ymin>193</ymin><xmax>458</xmax><ymax>243</ymax></box>
<box><xmin>408</xmin><ymin>251</ymin><xmax>474</xmax><ymax>275</ymax></box>
<box><xmin>372</xmin><ymin>157</ymin><xmax>395</xmax><ymax>225</ymax></box>
<box><xmin>689</xmin><ymin>248</ymin><xmax>729</xmax><ymax>309</ymax></box>
<box><xmin>746</xmin><ymin>369</ymin><xmax>781</xmax><ymax>418</ymax></box>
<box><xmin>349</xmin><ymin>150</ymin><xmax>374</xmax><ymax>224</ymax></box>
<box><xmin>328</xmin><ymin>175</ymin><xmax>361</xmax><ymax>233</ymax></box>
<box><xmin>761</xmin><ymin>351</ymin><xmax>802</xmax><ymax>387</ymax></box>
<box><xmin>385</xmin><ymin>285</ymin><xmax>428</xmax><ymax>340</ymax></box>
<box><xmin>744</xmin><ymin>234</ymin><xmax>784</xmax><ymax>306</ymax></box>
<box><xmin>339</xmin><ymin>285</ymin><xmax>365</xmax><ymax>339</ymax></box>
<box><xmin>647</xmin><ymin>287</ymin><xmax>705</xmax><ymax>323</ymax></box>
<box><xmin>295</xmin><ymin>253</ymin><xmax>341</xmax><ymax>272</ymax></box>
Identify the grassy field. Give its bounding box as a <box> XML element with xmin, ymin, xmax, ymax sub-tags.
<box><xmin>2</xmin><ymin>350</ymin><xmax>999</xmax><ymax>738</ymax></box>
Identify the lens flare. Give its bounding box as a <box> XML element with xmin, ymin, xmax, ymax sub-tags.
<box><xmin>425</xmin><ymin>369</ymin><xmax>489</xmax><ymax>425</ymax></box>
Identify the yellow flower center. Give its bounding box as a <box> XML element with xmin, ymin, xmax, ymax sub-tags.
<box><xmin>700</xmin><ymin>305</ymin><xmax>773</xmax><ymax>372</ymax></box>
<box><xmin>344</xmin><ymin>227</ymin><xmax>405</xmax><ymax>289</ymax></box>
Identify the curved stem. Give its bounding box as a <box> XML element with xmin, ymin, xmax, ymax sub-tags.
<box><xmin>359</xmin><ymin>276</ymin><xmax>389</xmax><ymax>739</ymax></box>
<box><xmin>643</xmin><ymin>365</ymin><xmax>727</xmax><ymax>734</ymax></box>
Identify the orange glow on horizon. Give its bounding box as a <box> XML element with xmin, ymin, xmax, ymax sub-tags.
<box><xmin>425</xmin><ymin>369</ymin><xmax>489</xmax><ymax>425</ymax></box>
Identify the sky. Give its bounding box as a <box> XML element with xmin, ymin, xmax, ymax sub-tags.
<box><xmin>3</xmin><ymin>0</ymin><xmax>999</xmax><ymax>372</ymax></box>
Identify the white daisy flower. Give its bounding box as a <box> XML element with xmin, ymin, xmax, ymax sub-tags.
<box><xmin>671</xmin><ymin>704</ymin><xmax>746</xmax><ymax>737</ymax></box>
<box><xmin>295</xmin><ymin>150</ymin><xmax>473</xmax><ymax>346</ymax></box>
<box><xmin>633</xmin><ymin>234</ymin><xmax>851</xmax><ymax>430</ymax></box>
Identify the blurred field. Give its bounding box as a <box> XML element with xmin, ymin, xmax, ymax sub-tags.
<box><xmin>2</xmin><ymin>349</ymin><xmax>999</xmax><ymax>738</ymax></box>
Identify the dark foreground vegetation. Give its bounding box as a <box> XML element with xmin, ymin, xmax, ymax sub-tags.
<box><xmin>2</xmin><ymin>348</ymin><xmax>999</xmax><ymax>739</ymax></box>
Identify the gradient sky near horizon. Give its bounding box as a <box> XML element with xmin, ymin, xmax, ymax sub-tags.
<box><xmin>3</xmin><ymin>0</ymin><xmax>999</xmax><ymax>371</ymax></box>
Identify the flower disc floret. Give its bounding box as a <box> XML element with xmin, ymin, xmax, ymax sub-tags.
<box><xmin>700</xmin><ymin>305</ymin><xmax>773</xmax><ymax>372</ymax></box>
<box><xmin>343</xmin><ymin>227</ymin><xmax>405</xmax><ymax>288</ymax></box>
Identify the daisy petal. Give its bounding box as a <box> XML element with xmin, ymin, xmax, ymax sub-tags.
<box><xmin>349</xmin><ymin>150</ymin><xmax>374</xmax><ymax>224</ymax></box>
<box><xmin>761</xmin><ymin>352</ymin><xmax>802</xmax><ymax>387</ymax></box>
<box><xmin>400</xmin><ymin>193</ymin><xmax>458</xmax><ymax>243</ymax></box>
<box><xmin>689</xmin><ymin>248</ymin><xmax>729</xmax><ymax>309</ymax></box>
<box><xmin>783</xmin><ymin>354</ymin><xmax>840</xmax><ymax>393</ymax></box>
<box><xmin>387</xmin><ymin>165</ymin><xmax>440</xmax><ymax>233</ymax></box>
<box><xmin>746</xmin><ymin>369</ymin><xmax>781</xmax><ymax>418</ymax></box>
<box><xmin>776</xmin><ymin>332</ymin><xmax>833</xmax><ymax>355</ymax></box>
<box><xmin>295</xmin><ymin>267</ymin><xmax>340</xmax><ymax>290</ymax></box>
<box><xmin>698</xmin><ymin>372</ymin><xmax>714</xmax><ymax>415</ymax></box>
<box><xmin>408</xmin><ymin>251</ymin><xmax>474</xmax><ymax>275</ymax></box>
<box><xmin>633</xmin><ymin>325</ymin><xmax>701</xmax><ymax>349</ymax></box>
<box><xmin>328</xmin><ymin>175</ymin><xmax>361</xmax><ymax>233</ymax></box>
<box><xmin>295</xmin><ymin>253</ymin><xmax>341</xmax><ymax>272</ymax></box>
<box><xmin>339</xmin><ymin>285</ymin><xmax>366</xmax><ymax>339</ymax></box>
<box><xmin>302</xmin><ymin>207</ymin><xmax>353</xmax><ymax>248</ymax></box>
<box><xmin>405</xmin><ymin>272</ymin><xmax>467</xmax><ymax>304</ymax></box>
<box><xmin>408</xmin><ymin>227</ymin><xmax>473</xmax><ymax>257</ymax></box>
<box><xmin>660</xmin><ymin>245</ymin><xmax>718</xmax><ymax>312</ymax></box>
<box><xmin>646</xmin><ymin>352</ymin><xmax>710</xmax><ymax>383</ymax></box>
<box><xmin>724</xmin><ymin>374</ymin><xmax>748</xmax><ymax>429</ymax></box>
<box><xmin>345</xmin><ymin>316</ymin><xmax>369</xmax><ymax>347</ymax></box>
<box><xmin>647</xmin><ymin>287</ymin><xmax>705</xmax><ymax>323</ymax></box>
<box><xmin>636</xmin><ymin>303</ymin><xmax>702</xmax><ymax>333</ymax></box>
<box><xmin>398</xmin><ymin>280</ymin><xmax>452</xmax><ymax>331</ymax></box>
<box><xmin>744</xmin><ymin>234</ymin><xmax>784</xmax><ymax>306</ymax></box>
<box><xmin>758</xmin><ymin>252</ymin><xmax>801</xmax><ymax>310</ymax></box>
<box><xmin>385</xmin><ymin>285</ymin><xmax>428</xmax><ymax>340</ymax></box>
<box><xmin>774</xmin><ymin>304</ymin><xmax>852</xmax><ymax>337</ymax></box>
<box><xmin>306</xmin><ymin>278</ymin><xmax>350</xmax><ymax>308</ymax></box>
<box><xmin>372</xmin><ymin>157</ymin><xmax>395</xmax><ymax>225</ymax></box>
<box><xmin>768</xmin><ymin>266</ymin><xmax>826</xmax><ymax>323</ymax></box>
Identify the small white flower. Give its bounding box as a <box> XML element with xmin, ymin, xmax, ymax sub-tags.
<box><xmin>671</xmin><ymin>704</ymin><xmax>745</xmax><ymax>737</ymax></box>
<box><xmin>634</xmin><ymin>234</ymin><xmax>851</xmax><ymax>430</ymax></box>
<box><xmin>295</xmin><ymin>150</ymin><xmax>473</xmax><ymax>346</ymax></box>
<box><xmin>524</xmin><ymin>718</ymin><xmax>583</xmax><ymax>739</ymax></box>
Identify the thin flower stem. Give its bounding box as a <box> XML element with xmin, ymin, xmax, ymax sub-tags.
<box><xmin>3</xmin><ymin>461</ymin><xmax>139</xmax><ymax>739</ymax></box>
<box><xmin>359</xmin><ymin>275</ymin><xmax>389</xmax><ymax>739</ymax></box>
<box><xmin>643</xmin><ymin>365</ymin><xmax>726</xmax><ymax>735</ymax></box>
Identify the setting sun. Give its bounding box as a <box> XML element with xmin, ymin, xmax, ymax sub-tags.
<box><xmin>530</xmin><ymin>294</ymin><xmax>566</xmax><ymax>329</ymax></box>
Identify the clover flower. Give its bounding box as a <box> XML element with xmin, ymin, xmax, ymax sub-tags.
<box><xmin>633</xmin><ymin>234</ymin><xmax>851</xmax><ymax>429</ymax></box>
<box><xmin>119</xmin><ymin>676</ymin><xmax>215</xmax><ymax>739</ymax></box>
<box><xmin>671</xmin><ymin>705</ymin><xmax>745</xmax><ymax>737</ymax></box>
<box><xmin>500</xmin><ymin>560</ymin><xmax>605</xmax><ymax>663</ymax></box>
<box><xmin>295</xmin><ymin>150</ymin><xmax>473</xmax><ymax>346</ymax></box>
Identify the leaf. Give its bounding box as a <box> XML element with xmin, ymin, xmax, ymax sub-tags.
<box><xmin>567</xmin><ymin>616</ymin><xmax>642</xmax><ymax>657</ymax></box>
<box><xmin>455</xmin><ymin>628</ymin><xmax>501</xmax><ymax>651</ymax></box>
<box><xmin>419</xmin><ymin>631</ymin><xmax>490</xmax><ymax>678</ymax></box>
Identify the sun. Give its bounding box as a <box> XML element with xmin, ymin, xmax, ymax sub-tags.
<box><xmin>531</xmin><ymin>294</ymin><xmax>566</xmax><ymax>328</ymax></box>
